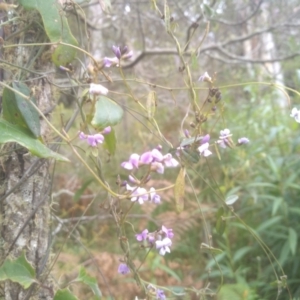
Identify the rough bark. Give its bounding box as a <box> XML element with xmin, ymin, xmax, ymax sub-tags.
<box><xmin>0</xmin><ymin>3</ymin><xmax>53</xmax><ymax>299</ymax></box>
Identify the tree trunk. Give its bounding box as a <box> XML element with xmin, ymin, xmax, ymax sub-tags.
<box><xmin>0</xmin><ymin>2</ymin><xmax>53</xmax><ymax>299</ymax></box>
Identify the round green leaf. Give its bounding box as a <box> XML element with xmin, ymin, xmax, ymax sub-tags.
<box><xmin>0</xmin><ymin>252</ymin><xmax>36</xmax><ymax>289</ymax></box>
<box><xmin>91</xmin><ymin>96</ymin><xmax>124</xmax><ymax>129</ymax></box>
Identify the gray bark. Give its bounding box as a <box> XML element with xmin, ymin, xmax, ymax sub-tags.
<box><xmin>0</xmin><ymin>3</ymin><xmax>54</xmax><ymax>299</ymax></box>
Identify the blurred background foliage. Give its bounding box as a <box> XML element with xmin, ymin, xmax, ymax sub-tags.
<box><xmin>51</xmin><ymin>0</ymin><xmax>300</xmax><ymax>299</ymax></box>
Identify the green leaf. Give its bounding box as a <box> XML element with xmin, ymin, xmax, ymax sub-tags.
<box><xmin>76</xmin><ymin>267</ymin><xmax>102</xmax><ymax>299</ymax></box>
<box><xmin>91</xmin><ymin>96</ymin><xmax>124</xmax><ymax>129</ymax></box>
<box><xmin>2</xmin><ymin>82</ymin><xmax>40</xmax><ymax>137</ymax></box>
<box><xmin>174</xmin><ymin>167</ymin><xmax>185</xmax><ymax>213</ymax></box>
<box><xmin>191</xmin><ymin>53</ymin><xmax>198</xmax><ymax>70</ymax></box>
<box><xmin>215</xmin><ymin>207</ymin><xmax>226</xmax><ymax>236</ymax></box>
<box><xmin>18</xmin><ymin>0</ymin><xmax>78</xmax><ymax>66</ymax></box>
<box><xmin>73</xmin><ymin>178</ymin><xmax>94</xmax><ymax>202</ymax></box>
<box><xmin>279</xmin><ymin>240</ymin><xmax>290</xmax><ymax>265</ymax></box>
<box><xmin>0</xmin><ymin>252</ymin><xmax>36</xmax><ymax>289</ymax></box>
<box><xmin>232</xmin><ymin>246</ymin><xmax>253</xmax><ymax>263</ymax></box>
<box><xmin>179</xmin><ymin>136</ymin><xmax>203</xmax><ymax>147</ymax></box>
<box><xmin>157</xmin><ymin>264</ymin><xmax>181</xmax><ymax>282</ymax></box>
<box><xmin>0</xmin><ymin>119</ymin><xmax>69</xmax><ymax>161</ymax></box>
<box><xmin>54</xmin><ymin>289</ymin><xmax>78</xmax><ymax>300</ymax></box>
<box><xmin>202</xmin><ymin>4</ymin><xmax>214</xmax><ymax>18</ymax></box>
<box><xmin>288</xmin><ymin>227</ymin><xmax>297</xmax><ymax>256</ymax></box>
<box><xmin>12</xmin><ymin>82</ymin><xmax>40</xmax><ymax>137</ymax></box>
<box><xmin>103</xmin><ymin>128</ymin><xmax>117</xmax><ymax>155</ymax></box>
<box><xmin>256</xmin><ymin>216</ymin><xmax>282</xmax><ymax>233</ymax></box>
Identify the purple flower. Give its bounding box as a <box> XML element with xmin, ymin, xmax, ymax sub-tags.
<box><xmin>79</xmin><ymin>132</ymin><xmax>86</xmax><ymax>140</ymax></box>
<box><xmin>89</xmin><ymin>83</ymin><xmax>108</xmax><ymax>95</ymax></box>
<box><xmin>151</xmin><ymin>148</ymin><xmax>164</xmax><ymax>161</ymax></box>
<box><xmin>198</xmin><ymin>71</ymin><xmax>212</xmax><ymax>83</ymax></box>
<box><xmin>220</xmin><ymin>128</ymin><xmax>231</xmax><ymax>138</ymax></box>
<box><xmin>162</xmin><ymin>153</ymin><xmax>179</xmax><ymax>167</ymax></box>
<box><xmin>184</xmin><ymin>129</ymin><xmax>190</xmax><ymax>138</ymax></box>
<box><xmin>102</xmin><ymin>126</ymin><xmax>111</xmax><ymax>134</ymax></box>
<box><xmin>217</xmin><ymin>128</ymin><xmax>232</xmax><ymax>148</ymax></box>
<box><xmin>161</xmin><ymin>225</ymin><xmax>174</xmax><ymax>239</ymax></box>
<box><xmin>128</xmin><ymin>175</ymin><xmax>139</xmax><ymax>184</ymax></box>
<box><xmin>156</xmin><ymin>145</ymin><xmax>163</xmax><ymax>151</ymax></box>
<box><xmin>201</xmin><ymin>134</ymin><xmax>210</xmax><ymax>144</ymax></box>
<box><xmin>148</xmin><ymin>233</ymin><xmax>155</xmax><ymax>245</ymax></box>
<box><xmin>150</xmin><ymin>161</ymin><xmax>165</xmax><ymax>174</ymax></box>
<box><xmin>156</xmin><ymin>289</ymin><xmax>166</xmax><ymax>300</ymax></box>
<box><xmin>150</xmin><ymin>187</ymin><xmax>161</xmax><ymax>204</ymax></box>
<box><xmin>87</xmin><ymin>133</ymin><xmax>104</xmax><ymax>147</ymax></box>
<box><xmin>79</xmin><ymin>127</ymin><xmax>111</xmax><ymax>147</ymax></box>
<box><xmin>121</xmin><ymin>153</ymin><xmax>140</xmax><ymax>170</ymax></box>
<box><xmin>103</xmin><ymin>57</ymin><xmax>119</xmax><ymax>68</ymax></box>
<box><xmin>198</xmin><ymin>142</ymin><xmax>212</xmax><ymax>157</ymax></box>
<box><xmin>135</xmin><ymin>229</ymin><xmax>149</xmax><ymax>241</ymax></box>
<box><xmin>237</xmin><ymin>137</ymin><xmax>250</xmax><ymax>145</ymax></box>
<box><xmin>118</xmin><ymin>263</ymin><xmax>130</xmax><ymax>275</ymax></box>
<box><xmin>126</xmin><ymin>184</ymin><xmax>148</xmax><ymax>204</ymax></box>
<box><xmin>112</xmin><ymin>45</ymin><xmax>131</xmax><ymax>60</ymax></box>
<box><xmin>112</xmin><ymin>45</ymin><xmax>122</xmax><ymax>59</ymax></box>
<box><xmin>140</xmin><ymin>151</ymin><xmax>154</xmax><ymax>165</ymax></box>
<box><xmin>290</xmin><ymin>107</ymin><xmax>300</xmax><ymax>123</ymax></box>
<box><xmin>156</xmin><ymin>238</ymin><xmax>172</xmax><ymax>256</ymax></box>
<box><xmin>122</xmin><ymin>148</ymin><xmax>178</xmax><ymax>174</ymax></box>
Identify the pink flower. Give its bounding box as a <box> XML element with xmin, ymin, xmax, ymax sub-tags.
<box><xmin>135</xmin><ymin>229</ymin><xmax>149</xmax><ymax>241</ymax></box>
<box><xmin>121</xmin><ymin>153</ymin><xmax>140</xmax><ymax>170</ymax></box>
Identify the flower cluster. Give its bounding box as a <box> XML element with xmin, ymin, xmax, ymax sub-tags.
<box><xmin>79</xmin><ymin>126</ymin><xmax>111</xmax><ymax>147</ymax></box>
<box><xmin>103</xmin><ymin>45</ymin><xmax>133</xmax><ymax>68</ymax></box>
<box><xmin>135</xmin><ymin>225</ymin><xmax>174</xmax><ymax>256</ymax></box>
<box><xmin>121</xmin><ymin>146</ymin><xmax>179</xmax><ymax>174</ymax></box>
<box><xmin>291</xmin><ymin>107</ymin><xmax>300</xmax><ymax>123</ymax></box>
<box><xmin>216</xmin><ymin>128</ymin><xmax>249</xmax><ymax>148</ymax></box>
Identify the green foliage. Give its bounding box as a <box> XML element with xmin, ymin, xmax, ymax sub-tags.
<box><xmin>0</xmin><ymin>119</ymin><xmax>68</xmax><ymax>161</ymax></box>
<box><xmin>2</xmin><ymin>82</ymin><xmax>40</xmax><ymax>138</ymax></box>
<box><xmin>18</xmin><ymin>0</ymin><xmax>78</xmax><ymax>66</ymax></box>
<box><xmin>200</xmin><ymin>92</ymin><xmax>300</xmax><ymax>298</ymax></box>
<box><xmin>0</xmin><ymin>252</ymin><xmax>36</xmax><ymax>289</ymax></box>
